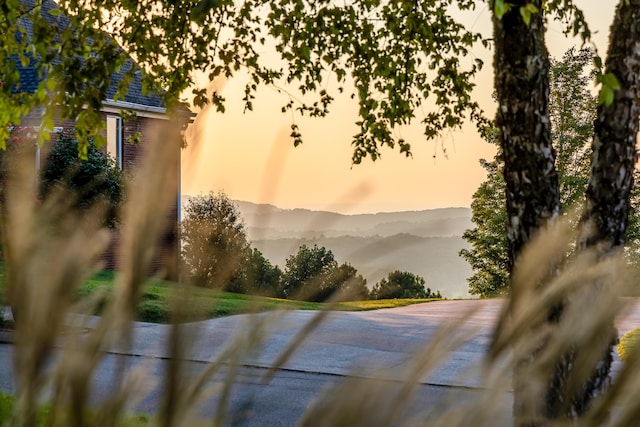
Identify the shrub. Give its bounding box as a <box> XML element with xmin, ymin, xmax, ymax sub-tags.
<box><xmin>618</xmin><ymin>328</ymin><xmax>640</xmax><ymax>361</ymax></box>
<box><xmin>324</xmin><ymin>262</ymin><xmax>369</xmax><ymax>302</ymax></box>
<box><xmin>39</xmin><ymin>132</ymin><xmax>124</xmax><ymax>229</ymax></box>
<box><xmin>282</xmin><ymin>245</ymin><xmax>368</xmax><ymax>302</ymax></box>
<box><xmin>282</xmin><ymin>244</ymin><xmax>338</xmax><ymax>300</ymax></box>
<box><xmin>228</xmin><ymin>247</ymin><xmax>284</xmax><ymax>297</ymax></box>
<box><xmin>370</xmin><ymin>270</ymin><xmax>441</xmax><ymax>300</ymax></box>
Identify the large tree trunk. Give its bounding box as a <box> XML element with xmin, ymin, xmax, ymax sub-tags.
<box><xmin>492</xmin><ymin>1</ymin><xmax>560</xmax><ymax>425</ymax></box>
<box><xmin>494</xmin><ymin>1</ymin><xmax>640</xmax><ymax>424</ymax></box>
<box><xmin>574</xmin><ymin>0</ymin><xmax>640</xmax><ymax>415</ymax></box>
<box><xmin>493</xmin><ymin>1</ymin><xmax>560</xmax><ymax>268</ymax></box>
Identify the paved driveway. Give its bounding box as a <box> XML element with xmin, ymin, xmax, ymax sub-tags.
<box><xmin>1</xmin><ymin>298</ymin><xmax>638</xmax><ymax>425</ymax></box>
<box><xmin>104</xmin><ymin>300</ymin><xmax>502</xmax><ymax>387</ymax></box>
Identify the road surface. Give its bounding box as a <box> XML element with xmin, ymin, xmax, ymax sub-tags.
<box><xmin>2</xmin><ymin>298</ymin><xmax>637</xmax><ymax>425</ymax></box>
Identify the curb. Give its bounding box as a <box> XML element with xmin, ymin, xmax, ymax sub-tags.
<box><xmin>0</xmin><ymin>329</ymin><xmax>14</xmax><ymax>344</ymax></box>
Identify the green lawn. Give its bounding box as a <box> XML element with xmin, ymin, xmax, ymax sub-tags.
<box><xmin>0</xmin><ymin>267</ymin><xmax>441</xmax><ymax>324</ymax></box>
<box><xmin>0</xmin><ymin>391</ymin><xmax>151</xmax><ymax>426</ymax></box>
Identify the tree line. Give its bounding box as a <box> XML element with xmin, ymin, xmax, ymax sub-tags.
<box><xmin>181</xmin><ymin>192</ymin><xmax>442</xmax><ymax>302</ymax></box>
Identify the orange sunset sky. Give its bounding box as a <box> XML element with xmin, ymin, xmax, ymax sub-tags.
<box><xmin>182</xmin><ymin>1</ymin><xmax>615</xmax><ymax>215</ymax></box>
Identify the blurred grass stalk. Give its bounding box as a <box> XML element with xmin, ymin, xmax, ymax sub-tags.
<box><xmin>1</xmin><ymin>120</ymin><xmax>640</xmax><ymax>426</ymax></box>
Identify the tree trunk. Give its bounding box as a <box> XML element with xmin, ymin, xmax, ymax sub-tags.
<box><xmin>492</xmin><ymin>1</ymin><xmax>560</xmax><ymax>425</ymax></box>
<box><xmin>574</xmin><ymin>0</ymin><xmax>640</xmax><ymax>415</ymax></box>
<box><xmin>493</xmin><ymin>1</ymin><xmax>560</xmax><ymax>269</ymax></box>
<box><xmin>494</xmin><ymin>0</ymin><xmax>640</xmax><ymax>424</ymax></box>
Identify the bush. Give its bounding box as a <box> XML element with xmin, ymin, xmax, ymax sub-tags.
<box><xmin>325</xmin><ymin>262</ymin><xmax>369</xmax><ymax>302</ymax></box>
<box><xmin>181</xmin><ymin>192</ymin><xmax>249</xmax><ymax>289</ymax></box>
<box><xmin>228</xmin><ymin>247</ymin><xmax>284</xmax><ymax>297</ymax></box>
<box><xmin>39</xmin><ymin>132</ymin><xmax>124</xmax><ymax>229</ymax></box>
<box><xmin>282</xmin><ymin>245</ymin><xmax>368</xmax><ymax>302</ymax></box>
<box><xmin>618</xmin><ymin>328</ymin><xmax>640</xmax><ymax>361</ymax></box>
<box><xmin>370</xmin><ymin>270</ymin><xmax>441</xmax><ymax>300</ymax></box>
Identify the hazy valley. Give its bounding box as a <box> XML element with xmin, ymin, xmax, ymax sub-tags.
<box><xmin>182</xmin><ymin>197</ymin><xmax>474</xmax><ymax>298</ymax></box>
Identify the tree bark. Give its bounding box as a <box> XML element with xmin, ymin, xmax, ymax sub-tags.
<box><xmin>492</xmin><ymin>1</ymin><xmax>560</xmax><ymax>425</ymax></box>
<box><xmin>493</xmin><ymin>1</ymin><xmax>560</xmax><ymax>270</ymax></box>
<box><xmin>574</xmin><ymin>0</ymin><xmax>640</xmax><ymax>415</ymax></box>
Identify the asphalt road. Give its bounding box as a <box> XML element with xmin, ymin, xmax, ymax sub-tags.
<box><xmin>3</xmin><ymin>298</ymin><xmax>637</xmax><ymax>425</ymax></box>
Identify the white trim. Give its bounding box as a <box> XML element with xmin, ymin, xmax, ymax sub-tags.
<box><xmin>103</xmin><ymin>99</ymin><xmax>169</xmax><ymax>120</ymax></box>
<box><xmin>106</xmin><ymin>115</ymin><xmax>123</xmax><ymax>169</ymax></box>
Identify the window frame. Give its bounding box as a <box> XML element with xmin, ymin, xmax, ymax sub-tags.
<box><xmin>106</xmin><ymin>115</ymin><xmax>123</xmax><ymax>169</ymax></box>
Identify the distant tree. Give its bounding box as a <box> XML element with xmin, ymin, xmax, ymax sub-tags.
<box><xmin>282</xmin><ymin>244</ymin><xmax>337</xmax><ymax>301</ymax></box>
<box><xmin>39</xmin><ymin>131</ymin><xmax>124</xmax><ymax>229</ymax></box>
<box><xmin>323</xmin><ymin>262</ymin><xmax>369</xmax><ymax>302</ymax></box>
<box><xmin>281</xmin><ymin>244</ymin><xmax>368</xmax><ymax>302</ymax></box>
<box><xmin>228</xmin><ymin>247</ymin><xmax>284</xmax><ymax>297</ymax></box>
<box><xmin>181</xmin><ymin>192</ymin><xmax>249</xmax><ymax>289</ymax></box>
<box><xmin>370</xmin><ymin>270</ymin><xmax>440</xmax><ymax>300</ymax></box>
<box><xmin>459</xmin><ymin>134</ymin><xmax>510</xmax><ymax>297</ymax></box>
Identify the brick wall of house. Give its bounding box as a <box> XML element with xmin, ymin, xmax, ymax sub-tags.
<box><xmin>100</xmin><ymin>113</ymin><xmax>180</xmax><ymax>281</ymax></box>
<box><xmin>7</xmin><ymin>110</ymin><xmax>181</xmax><ymax>281</ymax></box>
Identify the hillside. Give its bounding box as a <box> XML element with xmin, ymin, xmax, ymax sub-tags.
<box><xmin>233</xmin><ymin>200</ymin><xmax>473</xmax><ymax>240</ymax></box>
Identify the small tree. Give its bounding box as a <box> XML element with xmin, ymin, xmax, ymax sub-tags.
<box><xmin>181</xmin><ymin>192</ymin><xmax>249</xmax><ymax>289</ymax></box>
<box><xmin>282</xmin><ymin>244</ymin><xmax>337</xmax><ymax>301</ymax></box>
<box><xmin>327</xmin><ymin>262</ymin><xmax>369</xmax><ymax>302</ymax></box>
<box><xmin>228</xmin><ymin>247</ymin><xmax>283</xmax><ymax>297</ymax></box>
<box><xmin>371</xmin><ymin>270</ymin><xmax>440</xmax><ymax>300</ymax></box>
<box><xmin>281</xmin><ymin>245</ymin><xmax>368</xmax><ymax>302</ymax></box>
<box><xmin>39</xmin><ymin>132</ymin><xmax>124</xmax><ymax>229</ymax></box>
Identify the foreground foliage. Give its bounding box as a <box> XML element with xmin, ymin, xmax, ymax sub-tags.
<box><xmin>1</xmin><ymin>0</ymin><xmax>485</xmax><ymax>161</ymax></box>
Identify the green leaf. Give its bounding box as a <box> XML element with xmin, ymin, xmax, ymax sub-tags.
<box><xmin>593</xmin><ymin>56</ymin><xmax>602</xmax><ymax>69</ymax></box>
<box><xmin>520</xmin><ymin>3</ymin><xmax>538</xmax><ymax>26</ymax></box>
<box><xmin>598</xmin><ymin>86</ymin><xmax>615</xmax><ymax>107</ymax></box>
<box><xmin>604</xmin><ymin>72</ymin><xmax>621</xmax><ymax>91</ymax></box>
<box><xmin>46</xmin><ymin>77</ymin><xmax>56</xmax><ymax>92</ymax></box>
<box><xmin>494</xmin><ymin>0</ymin><xmax>511</xmax><ymax>19</ymax></box>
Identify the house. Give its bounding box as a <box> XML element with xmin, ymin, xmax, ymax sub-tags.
<box><xmin>5</xmin><ymin>0</ymin><xmax>193</xmax><ymax>280</ymax></box>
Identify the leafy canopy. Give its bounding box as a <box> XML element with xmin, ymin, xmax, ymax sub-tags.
<box><xmin>2</xmin><ymin>0</ymin><xmax>486</xmax><ymax>162</ymax></box>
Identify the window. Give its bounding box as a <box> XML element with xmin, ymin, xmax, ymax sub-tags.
<box><xmin>106</xmin><ymin>115</ymin><xmax>122</xmax><ymax>169</ymax></box>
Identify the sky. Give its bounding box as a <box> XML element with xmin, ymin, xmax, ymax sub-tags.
<box><xmin>181</xmin><ymin>1</ymin><xmax>615</xmax><ymax>215</ymax></box>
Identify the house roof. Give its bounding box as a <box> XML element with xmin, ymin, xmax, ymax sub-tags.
<box><xmin>14</xmin><ymin>0</ymin><xmax>172</xmax><ymax>112</ymax></box>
